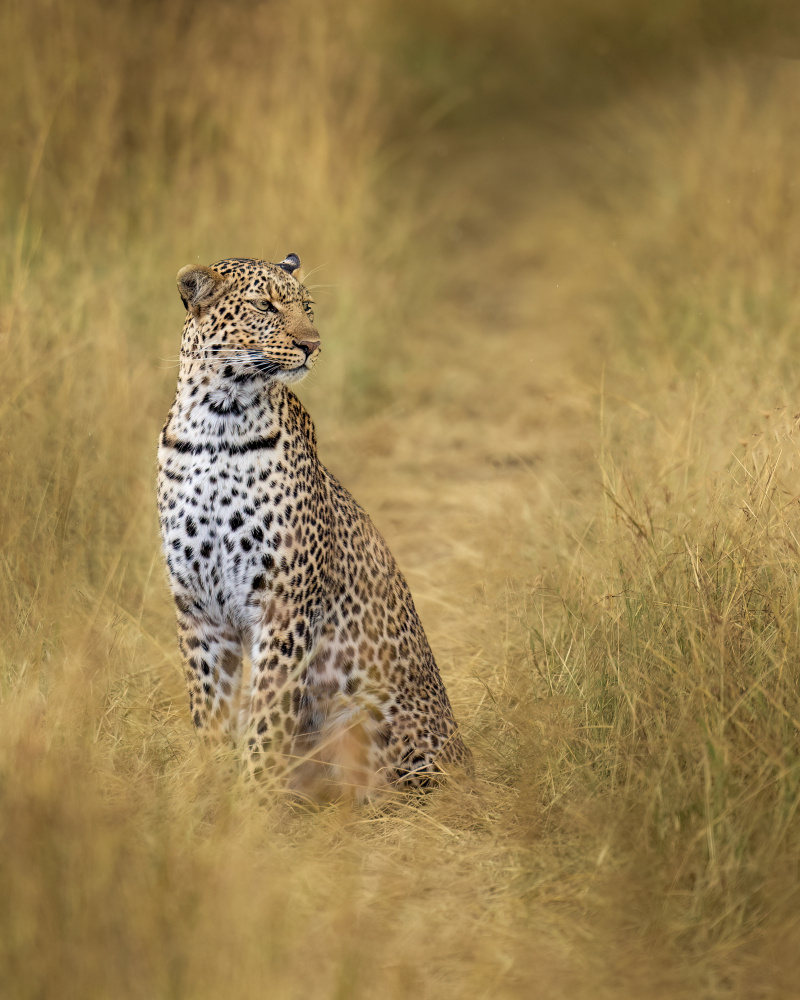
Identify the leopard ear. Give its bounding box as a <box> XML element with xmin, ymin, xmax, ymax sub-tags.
<box><xmin>277</xmin><ymin>252</ymin><xmax>301</xmax><ymax>276</ymax></box>
<box><xmin>176</xmin><ymin>264</ymin><xmax>224</xmax><ymax>313</ymax></box>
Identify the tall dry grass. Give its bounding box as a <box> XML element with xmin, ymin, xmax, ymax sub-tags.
<box><xmin>3</xmin><ymin>0</ymin><xmax>800</xmax><ymax>997</ymax></box>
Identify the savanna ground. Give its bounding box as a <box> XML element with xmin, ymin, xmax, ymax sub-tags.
<box><xmin>3</xmin><ymin>2</ymin><xmax>800</xmax><ymax>997</ymax></box>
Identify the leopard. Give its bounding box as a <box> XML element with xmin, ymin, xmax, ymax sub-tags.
<box><xmin>157</xmin><ymin>253</ymin><xmax>472</xmax><ymax>801</ymax></box>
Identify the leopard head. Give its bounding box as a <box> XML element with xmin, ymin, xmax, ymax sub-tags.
<box><xmin>176</xmin><ymin>254</ymin><xmax>320</xmax><ymax>384</ymax></box>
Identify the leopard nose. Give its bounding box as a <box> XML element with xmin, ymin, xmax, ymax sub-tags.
<box><xmin>294</xmin><ymin>338</ymin><xmax>321</xmax><ymax>358</ymax></box>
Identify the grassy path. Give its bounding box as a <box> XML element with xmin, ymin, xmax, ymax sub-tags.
<box><xmin>315</xmin><ymin>71</ymin><xmax>800</xmax><ymax>995</ymax></box>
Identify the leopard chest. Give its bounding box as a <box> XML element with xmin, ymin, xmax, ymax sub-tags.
<box><xmin>158</xmin><ymin>440</ymin><xmax>320</xmax><ymax>620</ymax></box>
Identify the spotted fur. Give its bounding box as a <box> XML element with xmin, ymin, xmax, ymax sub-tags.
<box><xmin>157</xmin><ymin>255</ymin><xmax>471</xmax><ymax>800</ymax></box>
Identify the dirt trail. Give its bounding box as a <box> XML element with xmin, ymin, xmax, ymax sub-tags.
<box><xmin>321</xmin><ymin>123</ymin><xmax>610</xmax><ymax>717</ymax></box>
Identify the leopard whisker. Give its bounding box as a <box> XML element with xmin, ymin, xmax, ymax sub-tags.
<box><xmin>183</xmin><ymin>352</ymin><xmax>274</xmax><ymax>365</ymax></box>
<box><xmin>187</xmin><ymin>349</ymin><xmax>262</xmax><ymax>357</ymax></box>
<box><xmin>205</xmin><ymin>357</ymin><xmax>275</xmax><ymax>366</ymax></box>
<box><xmin>198</xmin><ymin>353</ymin><xmax>282</xmax><ymax>370</ymax></box>
<box><xmin>300</xmin><ymin>262</ymin><xmax>329</xmax><ymax>283</ymax></box>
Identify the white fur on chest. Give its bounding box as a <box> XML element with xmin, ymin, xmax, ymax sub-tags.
<box><xmin>158</xmin><ymin>398</ymin><xmax>290</xmax><ymax>626</ymax></box>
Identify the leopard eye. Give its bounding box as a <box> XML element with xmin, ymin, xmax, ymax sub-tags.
<box><xmin>253</xmin><ymin>298</ymin><xmax>278</xmax><ymax>314</ymax></box>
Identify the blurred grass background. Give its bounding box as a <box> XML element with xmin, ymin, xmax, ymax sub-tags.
<box><xmin>3</xmin><ymin>0</ymin><xmax>800</xmax><ymax>996</ymax></box>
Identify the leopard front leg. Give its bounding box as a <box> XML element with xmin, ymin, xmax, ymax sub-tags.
<box><xmin>240</xmin><ymin>600</ymin><xmax>316</xmax><ymax>781</ymax></box>
<box><xmin>175</xmin><ymin>601</ymin><xmax>244</xmax><ymax>744</ymax></box>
